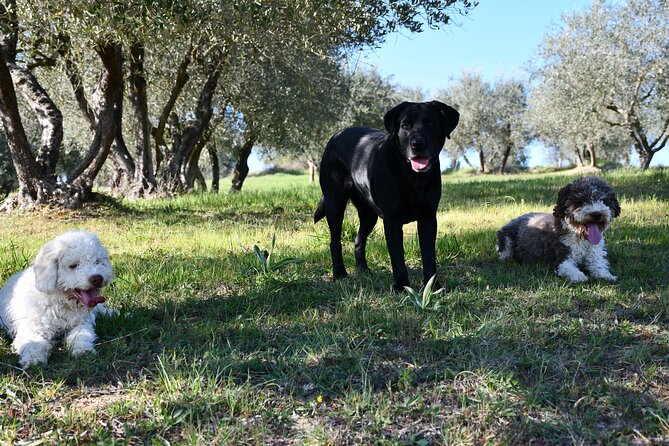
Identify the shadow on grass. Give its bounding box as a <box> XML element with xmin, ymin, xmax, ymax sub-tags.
<box><xmin>0</xmin><ymin>204</ymin><xmax>667</xmax><ymax>442</ymax></box>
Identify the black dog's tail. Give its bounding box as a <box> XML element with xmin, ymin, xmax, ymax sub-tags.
<box><xmin>314</xmin><ymin>197</ymin><xmax>325</xmax><ymax>223</ymax></box>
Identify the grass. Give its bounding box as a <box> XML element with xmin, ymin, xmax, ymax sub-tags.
<box><xmin>0</xmin><ymin>168</ymin><xmax>668</xmax><ymax>445</ymax></box>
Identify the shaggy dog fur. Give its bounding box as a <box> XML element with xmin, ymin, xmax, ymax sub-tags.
<box><xmin>0</xmin><ymin>231</ymin><xmax>115</xmax><ymax>369</ymax></box>
<box><xmin>497</xmin><ymin>176</ymin><xmax>621</xmax><ymax>283</ymax></box>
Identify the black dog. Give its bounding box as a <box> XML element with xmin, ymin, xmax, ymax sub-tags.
<box><xmin>314</xmin><ymin>101</ymin><xmax>460</xmax><ymax>291</ymax></box>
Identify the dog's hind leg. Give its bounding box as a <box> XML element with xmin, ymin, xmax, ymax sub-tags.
<box><xmin>351</xmin><ymin>195</ymin><xmax>378</xmax><ymax>272</ymax></box>
<box><xmin>324</xmin><ymin>194</ymin><xmax>349</xmax><ymax>280</ymax></box>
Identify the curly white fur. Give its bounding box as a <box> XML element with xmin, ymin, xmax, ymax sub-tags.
<box><xmin>0</xmin><ymin>230</ymin><xmax>116</xmax><ymax>369</ymax></box>
<box><xmin>556</xmin><ymin>232</ymin><xmax>616</xmax><ymax>282</ymax></box>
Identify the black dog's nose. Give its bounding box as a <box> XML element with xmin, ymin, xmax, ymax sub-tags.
<box><xmin>89</xmin><ymin>274</ymin><xmax>104</xmax><ymax>287</ymax></box>
<box><xmin>410</xmin><ymin>139</ymin><xmax>424</xmax><ymax>150</ymax></box>
<box><xmin>590</xmin><ymin>211</ymin><xmax>603</xmax><ymax>221</ymax></box>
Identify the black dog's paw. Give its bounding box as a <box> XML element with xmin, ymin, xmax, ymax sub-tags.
<box><xmin>355</xmin><ymin>264</ymin><xmax>370</xmax><ymax>273</ymax></box>
<box><xmin>333</xmin><ymin>270</ymin><xmax>348</xmax><ymax>281</ymax></box>
<box><xmin>391</xmin><ymin>282</ymin><xmax>409</xmax><ymax>294</ymax></box>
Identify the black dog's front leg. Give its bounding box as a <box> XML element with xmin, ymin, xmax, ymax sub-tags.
<box><xmin>418</xmin><ymin>214</ymin><xmax>440</xmax><ymax>289</ymax></box>
<box><xmin>383</xmin><ymin>221</ymin><xmax>410</xmax><ymax>292</ymax></box>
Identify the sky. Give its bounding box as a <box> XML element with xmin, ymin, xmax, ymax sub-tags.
<box><xmin>250</xmin><ymin>1</ymin><xmax>667</xmax><ymax>171</ymax></box>
<box><xmin>355</xmin><ymin>1</ymin><xmax>592</xmax><ymax>92</ymax></box>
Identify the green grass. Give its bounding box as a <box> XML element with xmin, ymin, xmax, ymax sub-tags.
<box><xmin>1</xmin><ymin>169</ymin><xmax>668</xmax><ymax>444</ymax></box>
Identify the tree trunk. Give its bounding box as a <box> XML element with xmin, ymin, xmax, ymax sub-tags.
<box><xmin>208</xmin><ymin>143</ymin><xmax>219</xmax><ymax>193</ymax></box>
<box><xmin>574</xmin><ymin>146</ymin><xmax>584</xmax><ymax>167</ymax></box>
<box><xmin>499</xmin><ymin>143</ymin><xmax>512</xmax><ymax>174</ymax></box>
<box><xmin>586</xmin><ymin>141</ymin><xmax>597</xmax><ymax>167</ymax></box>
<box><xmin>163</xmin><ymin>63</ymin><xmax>220</xmax><ymax>192</ymax></box>
<box><xmin>308</xmin><ymin>159</ymin><xmax>318</xmax><ymax>183</ymax></box>
<box><xmin>185</xmin><ymin>130</ymin><xmax>212</xmax><ymax>190</ymax></box>
<box><xmin>110</xmin><ymin>123</ymin><xmax>136</xmax><ymax>190</ymax></box>
<box><xmin>637</xmin><ymin>145</ymin><xmax>653</xmax><ymax>170</ymax></box>
<box><xmin>68</xmin><ymin>43</ymin><xmax>123</xmax><ymax>195</ymax></box>
<box><xmin>153</xmin><ymin>45</ymin><xmax>194</xmax><ymax>171</ymax></box>
<box><xmin>229</xmin><ymin>132</ymin><xmax>256</xmax><ymax>193</ymax></box>
<box><xmin>478</xmin><ymin>147</ymin><xmax>486</xmax><ymax>173</ymax></box>
<box><xmin>608</xmin><ymin>105</ymin><xmax>668</xmax><ymax>171</ymax></box>
<box><xmin>193</xmin><ymin>169</ymin><xmax>207</xmax><ymax>191</ymax></box>
<box><xmin>629</xmin><ymin>120</ymin><xmax>667</xmax><ymax>171</ymax></box>
<box><xmin>8</xmin><ymin>63</ymin><xmax>62</xmax><ymax>181</ymax></box>
<box><xmin>128</xmin><ymin>41</ymin><xmax>156</xmax><ymax>196</ymax></box>
<box><xmin>59</xmin><ymin>35</ymin><xmax>134</xmax><ymax>193</ymax></box>
<box><xmin>462</xmin><ymin>153</ymin><xmax>474</xmax><ymax>169</ymax></box>
<box><xmin>0</xmin><ymin>44</ymin><xmax>39</xmax><ymax>204</ymax></box>
<box><xmin>1</xmin><ymin>0</ymin><xmax>60</xmax><ymax>184</ymax></box>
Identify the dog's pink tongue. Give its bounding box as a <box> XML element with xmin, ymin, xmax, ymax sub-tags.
<box><xmin>79</xmin><ymin>289</ymin><xmax>105</xmax><ymax>308</ymax></box>
<box><xmin>410</xmin><ymin>157</ymin><xmax>430</xmax><ymax>171</ymax></box>
<box><xmin>587</xmin><ymin>224</ymin><xmax>602</xmax><ymax>245</ymax></box>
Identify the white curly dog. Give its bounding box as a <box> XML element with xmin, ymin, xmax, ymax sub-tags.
<box><xmin>0</xmin><ymin>230</ymin><xmax>116</xmax><ymax>369</ymax></box>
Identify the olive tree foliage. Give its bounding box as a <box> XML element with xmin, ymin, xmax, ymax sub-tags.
<box><xmin>0</xmin><ymin>0</ymin><xmax>477</xmax><ymax>208</ymax></box>
<box><xmin>260</xmin><ymin>66</ymin><xmax>401</xmax><ymax>184</ymax></box>
<box><xmin>529</xmin><ymin>0</ymin><xmax>669</xmax><ymax>170</ymax></box>
<box><xmin>439</xmin><ymin>72</ymin><xmax>529</xmax><ymax>173</ymax></box>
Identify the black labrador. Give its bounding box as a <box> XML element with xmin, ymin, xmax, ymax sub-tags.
<box><xmin>314</xmin><ymin>101</ymin><xmax>460</xmax><ymax>291</ymax></box>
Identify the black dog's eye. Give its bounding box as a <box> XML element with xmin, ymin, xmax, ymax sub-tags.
<box><xmin>69</xmin><ymin>263</ymin><xmax>79</xmax><ymax>269</ymax></box>
<box><xmin>423</xmin><ymin>119</ymin><xmax>433</xmax><ymax>127</ymax></box>
<box><xmin>401</xmin><ymin>122</ymin><xmax>412</xmax><ymax>130</ymax></box>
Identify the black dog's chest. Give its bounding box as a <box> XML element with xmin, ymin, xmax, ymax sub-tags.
<box><xmin>370</xmin><ymin>189</ymin><xmax>432</xmax><ymax>223</ymax></box>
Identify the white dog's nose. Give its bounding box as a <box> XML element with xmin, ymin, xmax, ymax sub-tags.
<box><xmin>89</xmin><ymin>274</ymin><xmax>104</xmax><ymax>287</ymax></box>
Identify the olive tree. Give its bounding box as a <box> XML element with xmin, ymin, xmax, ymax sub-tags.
<box><xmin>439</xmin><ymin>72</ymin><xmax>528</xmax><ymax>173</ymax></box>
<box><xmin>0</xmin><ymin>0</ymin><xmax>477</xmax><ymax>208</ymax></box>
<box><xmin>530</xmin><ymin>0</ymin><xmax>668</xmax><ymax>169</ymax></box>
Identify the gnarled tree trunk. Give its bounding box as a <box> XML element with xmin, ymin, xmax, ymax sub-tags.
<box><xmin>585</xmin><ymin>141</ymin><xmax>597</xmax><ymax>167</ymax></box>
<box><xmin>185</xmin><ymin>130</ymin><xmax>212</xmax><ymax>191</ymax></box>
<box><xmin>153</xmin><ymin>45</ymin><xmax>194</xmax><ymax>172</ymax></box>
<box><xmin>161</xmin><ymin>63</ymin><xmax>220</xmax><ymax>192</ymax></box>
<box><xmin>208</xmin><ymin>143</ymin><xmax>220</xmax><ymax>193</ymax></box>
<box><xmin>128</xmin><ymin>41</ymin><xmax>156</xmax><ymax>197</ymax></box>
<box><xmin>0</xmin><ymin>44</ymin><xmax>39</xmax><ymax>205</ymax></box>
<box><xmin>68</xmin><ymin>44</ymin><xmax>122</xmax><ymax>186</ymax></box>
<box><xmin>308</xmin><ymin>159</ymin><xmax>318</xmax><ymax>183</ymax></box>
<box><xmin>229</xmin><ymin>128</ymin><xmax>256</xmax><ymax>193</ymax></box>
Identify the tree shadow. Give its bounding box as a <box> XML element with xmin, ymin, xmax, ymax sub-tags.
<box><xmin>0</xmin><ymin>207</ymin><xmax>667</xmax><ymax>442</ymax></box>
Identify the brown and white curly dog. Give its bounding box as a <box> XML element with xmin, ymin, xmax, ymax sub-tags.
<box><xmin>497</xmin><ymin>176</ymin><xmax>621</xmax><ymax>283</ymax></box>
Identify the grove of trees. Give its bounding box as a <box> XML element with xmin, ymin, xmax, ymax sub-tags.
<box><xmin>0</xmin><ymin>0</ymin><xmax>477</xmax><ymax>208</ymax></box>
<box><xmin>0</xmin><ymin>0</ymin><xmax>667</xmax><ymax>210</ymax></box>
<box><xmin>528</xmin><ymin>0</ymin><xmax>669</xmax><ymax>170</ymax></box>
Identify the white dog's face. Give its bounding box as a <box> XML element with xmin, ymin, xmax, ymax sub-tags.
<box><xmin>33</xmin><ymin>231</ymin><xmax>114</xmax><ymax>307</ymax></box>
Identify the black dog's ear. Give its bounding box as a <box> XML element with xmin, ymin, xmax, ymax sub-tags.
<box><xmin>553</xmin><ymin>182</ymin><xmax>572</xmax><ymax>220</ymax></box>
<box><xmin>429</xmin><ymin>100</ymin><xmax>460</xmax><ymax>139</ymax></box>
<box><xmin>384</xmin><ymin>102</ymin><xmax>410</xmax><ymax>135</ymax></box>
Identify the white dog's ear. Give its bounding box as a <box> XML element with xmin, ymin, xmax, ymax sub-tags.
<box><xmin>33</xmin><ymin>240</ymin><xmax>60</xmax><ymax>294</ymax></box>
